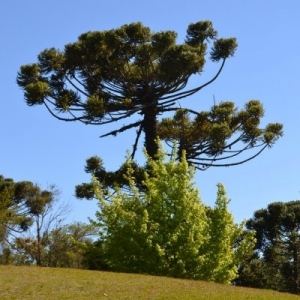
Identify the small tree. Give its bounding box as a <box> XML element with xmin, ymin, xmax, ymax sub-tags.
<box><xmin>12</xmin><ymin>222</ymin><xmax>97</xmax><ymax>268</ymax></box>
<box><xmin>234</xmin><ymin>255</ymin><xmax>281</xmax><ymax>290</ymax></box>
<box><xmin>13</xmin><ymin>237</ymin><xmax>42</xmax><ymax>265</ymax></box>
<box><xmin>30</xmin><ymin>185</ymin><xmax>71</xmax><ymax>266</ymax></box>
<box><xmin>93</xmin><ymin>143</ymin><xmax>254</xmax><ymax>282</ymax></box>
<box><xmin>42</xmin><ymin>222</ymin><xmax>98</xmax><ymax>268</ymax></box>
<box><xmin>12</xmin><ymin>186</ymin><xmax>71</xmax><ymax>266</ymax></box>
<box><xmin>0</xmin><ymin>175</ymin><xmax>54</xmax><ymax>246</ymax></box>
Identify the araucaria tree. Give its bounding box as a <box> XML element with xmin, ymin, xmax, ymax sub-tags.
<box><xmin>239</xmin><ymin>201</ymin><xmax>300</xmax><ymax>294</ymax></box>
<box><xmin>17</xmin><ymin>21</ymin><xmax>282</xmax><ymax>176</ymax></box>
<box><xmin>0</xmin><ymin>175</ymin><xmax>53</xmax><ymax>250</ymax></box>
<box><xmin>93</xmin><ymin>144</ymin><xmax>255</xmax><ymax>282</ymax></box>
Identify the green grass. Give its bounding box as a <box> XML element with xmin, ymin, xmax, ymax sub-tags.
<box><xmin>0</xmin><ymin>266</ymin><xmax>298</xmax><ymax>300</ymax></box>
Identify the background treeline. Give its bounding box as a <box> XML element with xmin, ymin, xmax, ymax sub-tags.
<box><xmin>2</xmin><ymin>152</ymin><xmax>300</xmax><ymax>294</ymax></box>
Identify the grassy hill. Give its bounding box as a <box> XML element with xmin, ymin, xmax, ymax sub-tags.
<box><xmin>1</xmin><ymin>266</ymin><xmax>298</xmax><ymax>300</ymax></box>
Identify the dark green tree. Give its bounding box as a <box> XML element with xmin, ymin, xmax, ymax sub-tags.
<box><xmin>0</xmin><ymin>175</ymin><xmax>53</xmax><ymax>242</ymax></box>
<box><xmin>234</xmin><ymin>254</ymin><xmax>281</xmax><ymax>290</ymax></box>
<box><xmin>17</xmin><ymin>22</ymin><xmax>282</xmax><ymax>196</ymax></box>
<box><xmin>81</xmin><ymin>239</ymin><xmax>109</xmax><ymax>271</ymax></box>
<box><xmin>238</xmin><ymin>201</ymin><xmax>300</xmax><ymax>294</ymax></box>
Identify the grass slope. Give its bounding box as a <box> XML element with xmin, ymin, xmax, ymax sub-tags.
<box><xmin>0</xmin><ymin>266</ymin><xmax>298</xmax><ymax>300</ymax></box>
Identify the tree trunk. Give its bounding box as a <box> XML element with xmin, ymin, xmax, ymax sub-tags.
<box><xmin>36</xmin><ymin>219</ymin><xmax>42</xmax><ymax>266</ymax></box>
<box><xmin>292</xmin><ymin>243</ymin><xmax>299</xmax><ymax>294</ymax></box>
<box><xmin>142</xmin><ymin>103</ymin><xmax>158</xmax><ymax>158</ymax></box>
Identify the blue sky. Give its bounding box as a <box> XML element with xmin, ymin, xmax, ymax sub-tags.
<box><xmin>1</xmin><ymin>0</ymin><xmax>299</xmax><ymax>225</ymax></box>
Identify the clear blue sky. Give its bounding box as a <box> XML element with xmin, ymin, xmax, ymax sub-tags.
<box><xmin>1</xmin><ymin>0</ymin><xmax>299</xmax><ymax>225</ymax></box>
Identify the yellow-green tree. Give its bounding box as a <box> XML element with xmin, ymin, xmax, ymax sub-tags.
<box><xmin>201</xmin><ymin>184</ymin><xmax>255</xmax><ymax>283</ymax></box>
<box><xmin>93</xmin><ymin>144</ymin><xmax>255</xmax><ymax>282</ymax></box>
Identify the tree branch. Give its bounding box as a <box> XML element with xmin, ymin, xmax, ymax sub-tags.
<box><xmin>100</xmin><ymin>120</ymin><xmax>142</xmax><ymax>138</ymax></box>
